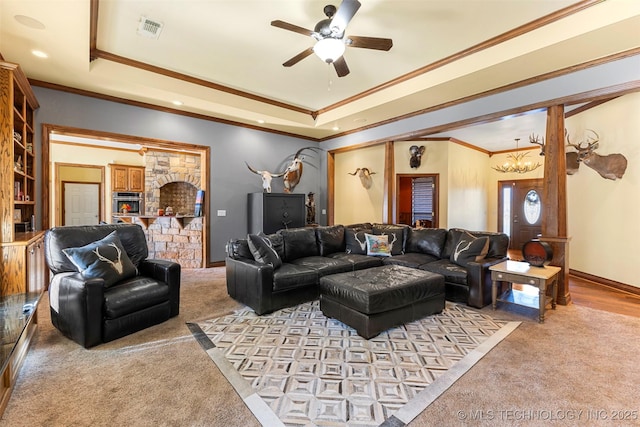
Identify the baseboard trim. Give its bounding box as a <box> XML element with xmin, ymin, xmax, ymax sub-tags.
<box><xmin>569</xmin><ymin>269</ymin><xmax>640</xmax><ymax>296</ymax></box>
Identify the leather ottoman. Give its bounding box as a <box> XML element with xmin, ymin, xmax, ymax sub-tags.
<box><xmin>319</xmin><ymin>265</ymin><xmax>445</xmax><ymax>339</ymax></box>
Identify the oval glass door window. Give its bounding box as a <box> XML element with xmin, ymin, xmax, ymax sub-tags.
<box><xmin>523</xmin><ymin>189</ymin><xmax>541</xmax><ymax>224</ymax></box>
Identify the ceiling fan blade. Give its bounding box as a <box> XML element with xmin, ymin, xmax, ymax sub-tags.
<box><xmin>283</xmin><ymin>47</ymin><xmax>314</xmax><ymax>67</ymax></box>
<box><xmin>347</xmin><ymin>36</ymin><xmax>393</xmax><ymax>51</ymax></box>
<box><xmin>271</xmin><ymin>20</ymin><xmax>314</xmax><ymax>37</ymax></box>
<box><xmin>333</xmin><ymin>56</ymin><xmax>350</xmax><ymax>77</ymax></box>
<box><xmin>330</xmin><ymin>0</ymin><xmax>361</xmax><ymax>35</ymax></box>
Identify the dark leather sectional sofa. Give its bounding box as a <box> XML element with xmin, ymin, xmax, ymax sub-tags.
<box><xmin>225</xmin><ymin>223</ymin><xmax>509</xmax><ymax>315</ymax></box>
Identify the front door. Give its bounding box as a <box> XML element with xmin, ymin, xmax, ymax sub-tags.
<box><xmin>498</xmin><ymin>179</ymin><xmax>543</xmax><ymax>250</ymax></box>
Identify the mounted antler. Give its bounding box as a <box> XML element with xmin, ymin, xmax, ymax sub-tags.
<box><xmin>283</xmin><ymin>147</ymin><xmax>317</xmax><ymax>193</ymax></box>
<box><xmin>566</xmin><ymin>130</ymin><xmax>627</xmax><ymax>180</ymax></box>
<box><xmin>529</xmin><ymin>134</ymin><xmax>545</xmax><ymax>156</ymax></box>
<box><xmin>246</xmin><ymin>162</ymin><xmax>285</xmax><ymax>193</ymax></box>
<box><xmin>348</xmin><ymin>167</ymin><xmax>376</xmax><ymax>189</ymax></box>
<box><xmin>93</xmin><ymin>243</ymin><xmax>124</xmax><ymax>274</ymax></box>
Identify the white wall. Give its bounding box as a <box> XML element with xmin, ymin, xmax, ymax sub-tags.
<box><xmin>566</xmin><ymin>92</ymin><xmax>640</xmax><ymax>287</ymax></box>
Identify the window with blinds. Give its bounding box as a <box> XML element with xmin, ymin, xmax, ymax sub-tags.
<box><xmin>412</xmin><ymin>177</ymin><xmax>433</xmax><ymax>224</ymax></box>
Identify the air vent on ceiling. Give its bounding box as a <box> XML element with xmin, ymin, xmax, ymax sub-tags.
<box><xmin>137</xmin><ymin>16</ymin><xmax>163</xmax><ymax>39</ymax></box>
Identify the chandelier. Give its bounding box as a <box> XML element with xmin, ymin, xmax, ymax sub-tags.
<box><xmin>492</xmin><ymin>138</ymin><xmax>542</xmax><ymax>174</ymax></box>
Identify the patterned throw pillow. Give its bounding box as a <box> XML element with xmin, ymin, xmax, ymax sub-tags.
<box><xmin>365</xmin><ymin>233</ymin><xmax>392</xmax><ymax>257</ymax></box>
<box><xmin>345</xmin><ymin>228</ymin><xmax>371</xmax><ymax>255</ymax></box>
<box><xmin>450</xmin><ymin>231</ymin><xmax>489</xmax><ymax>266</ymax></box>
<box><xmin>247</xmin><ymin>233</ymin><xmax>283</xmax><ymax>269</ymax></box>
<box><xmin>62</xmin><ymin>231</ymin><xmax>137</xmax><ymax>287</ymax></box>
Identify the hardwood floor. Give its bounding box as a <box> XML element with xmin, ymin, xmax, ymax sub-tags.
<box><xmin>506</xmin><ymin>250</ymin><xmax>640</xmax><ymax>318</ymax></box>
<box><xmin>569</xmin><ymin>275</ymin><xmax>640</xmax><ymax>318</ymax></box>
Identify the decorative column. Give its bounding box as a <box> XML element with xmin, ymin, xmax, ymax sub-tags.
<box><xmin>383</xmin><ymin>141</ymin><xmax>394</xmax><ymax>223</ymax></box>
<box><xmin>540</xmin><ymin>105</ymin><xmax>571</xmax><ymax>305</ymax></box>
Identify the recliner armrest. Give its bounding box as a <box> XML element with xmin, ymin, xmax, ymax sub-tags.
<box><xmin>139</xmin><ymin>259</ymin><xmax>181</xmax><ymax>316</ymax></box>
<box><xmin>50</xmin><ymin>273</ymin><xmax>104</xmax><ymax>348</ymax></box>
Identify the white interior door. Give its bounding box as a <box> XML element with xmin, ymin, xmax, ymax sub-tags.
<box><xmin>64</xmin><ymin>183</ymin><xmax>100</xmax><ymax>225</ymax></box>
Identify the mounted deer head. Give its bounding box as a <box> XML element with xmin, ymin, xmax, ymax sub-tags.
<box><xmin>409</xmin><ymin>145</ymin><xmax>426</xmax><ymax>168</ymax></box>
<box><xmin>245</xmin><ymin>162</ymin><xmax>285</xmax><ymax>193</ymax></box>
<box><xmin>348</xmin><ymin>167</ymin><xmax>376</xmax><ymax>189</ymax></box>
<box><xmin>529</xmin><ymin>134</ymin><xmax>545</xmax><ymax>156</ymax></box>
<box><xmin>566</xmin><ymin>130</ymin><xmax>628</xmax><ymax>180</ymax></box>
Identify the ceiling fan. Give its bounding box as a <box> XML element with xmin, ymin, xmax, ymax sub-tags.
<box><xmin>271</xmin><ymin>0</ymin><xmax>393</xmax><ymax>77</ymax></box>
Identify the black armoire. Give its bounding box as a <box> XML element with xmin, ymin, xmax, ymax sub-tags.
<box><xmin>248</xmin><ymin>192</ymin><xmax>306</xmax><ymax>234</ymax></box>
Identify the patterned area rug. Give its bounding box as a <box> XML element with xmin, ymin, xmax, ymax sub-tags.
<box><xmin>188</xmin><ymin>301</ymin><xmax>519</xmax><ymax>427</ymax></box>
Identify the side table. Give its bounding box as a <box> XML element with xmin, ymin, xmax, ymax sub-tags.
<box><xmin>490</xmin><ymin>260</ymin><xmax>561</xmax><ymax>322</ymax></box>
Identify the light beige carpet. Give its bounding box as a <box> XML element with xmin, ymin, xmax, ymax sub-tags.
<box><xmin>1</xmin><ymin>268</ymin><xmax>639</xmax><ymax>426</ymax></box>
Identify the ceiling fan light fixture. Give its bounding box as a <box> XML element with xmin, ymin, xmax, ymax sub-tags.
<box><xmin>313</xmin><ymin>38</ymin><xmax>345</xmax><ymax>63</ymax></box>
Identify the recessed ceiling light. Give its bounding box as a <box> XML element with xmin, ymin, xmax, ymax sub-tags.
<box><xmin>332</xmin><ymin>126</ymin><xmax>340</xmax><ymax>131</ymax></box>
<box><xmin>172</xmin><ymin>100</ymin><xmax>183</xmax><ymax>106</ymax></box>
<box><xmin>257</xmin><ymin>120</ymin><xmax>265</xmax><ymax>124</ymax></box>
<box><xmin>15</xmin><ymin>15</ymin><xmax>45</xmax><ymax>30</ymax></box>
<box><xmin>31</xmin><ymin>50</ymin><xmax>48</xmax><ymax>58</ymax></box>
<box><xmin>353</xmin><ymin>118</ymin><xmax>367</xmax><ymax>124</ymax></box>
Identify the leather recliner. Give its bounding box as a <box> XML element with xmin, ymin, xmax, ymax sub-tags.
<box><xmin>44</xmin><ymin>223</ymin><xmax>180</xmax><ymax>348</ymax></box>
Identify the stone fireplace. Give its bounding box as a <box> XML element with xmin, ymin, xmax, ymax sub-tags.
<box><xmin>136</xmin><ymin>150</ymin><xmax>204</xmax><ymax>268</ymax></box>
<box><xmin>144</xmin><ymin>150</ymin><xmax>202</xmax><ymax>215</ymax></box>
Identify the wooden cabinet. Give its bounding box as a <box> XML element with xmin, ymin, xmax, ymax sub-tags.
<box><xmin>248</xmin><ymin>193</ymin><xmax>306</xmax><ymax>234</ymax></box>
<box><xmin>0</xmin><ymin>61</ymin><xmax>39</xmax><ymax>244</ymax></box>
<box><xmin>0</xmin><ymin>232</ymin><xmax>45</xmax><ymax>296</ymax></box>
<box><xmin>110</xmin><ymin>164</ymin><xmax>145</xmax><ymax>192</ymax></box>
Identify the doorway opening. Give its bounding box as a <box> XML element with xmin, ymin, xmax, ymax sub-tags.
<box><xmin>396</xmin><ymin>174</ymin><xmax>439</xmax><ymax>227</ymax></box>
<box><xmin>498</xmin><ymin>178</ymin><xmax>543</xmax><ymax>250</ymax></box>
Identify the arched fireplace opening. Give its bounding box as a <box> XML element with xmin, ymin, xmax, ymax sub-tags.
<box><xmin>159</xmin><ymin>182</ymin><xmax>198</xmax><ymax>215</ymax></box>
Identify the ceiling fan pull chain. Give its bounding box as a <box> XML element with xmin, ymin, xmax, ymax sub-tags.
<box><xmin>327</xmin><ymin>63</ymin><xmax>333</xmax><ymax>92</ymax></box>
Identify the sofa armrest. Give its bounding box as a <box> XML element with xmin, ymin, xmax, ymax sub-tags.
<box><xmin>225</xmin><ymin>257</ymin><xmax>275</xmax><ymax>315</ymax></box>
<box><xmin>49</xmin><ymin>273</ymin><xmax>104</xmax><ymax>348</ymax></box>
<box><xmin>465</xmin><ymin>256</ymin><xmax>508</xmax><ymax>308</ymax></box>
<box><xmin>139</xmin><ymin>259</ymin><xmax>181</xmax><ymax>316</ymax></box>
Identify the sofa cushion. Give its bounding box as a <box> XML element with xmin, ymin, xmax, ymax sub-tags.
<box><xmin>346</xmin><ymin>222</ymin><xmax>373</xmax><ymax>230</ymax></box>
<box><xmin>365</xmin><ymin>233</ymin><xmax>392</xmax><ymax>257</ymax></box>
<box><xmin>345</xmin><ymin>227</ymin><xmax>371</xmax><ymax>255</ymax></box>
<box><xmin>327</xmin><ymin>252</ymin><xmax>384</xmax><ymax>270</ymax></box>
<box><xmin>442</xmin><ymin>229</ymin><xmax>466</xmax><ymax>260</ymax></box>
<box><xmin>315</xmin><ymin>225</ymin><xmax>345</xmax><ymax>256</ymax></box>
<box><xmin>62</xmin><ymin>231</ymin><xmax>137</xmax><ymax>287</ymax></box>
<box><xmin>373</xmin><ymin>224</ymin><xmax>408</xmax><ymax>255</ymax></box>
<box><xmin>273</xmin><ymin>263</ymin><xmax>318</xmax><ymax>292</ymax></box>
<box><xmin>278</xmin><ymin>227</ymin><xmax>319</xmax><ymax>261</ymax></box>
<box><xmin>247</xmin><ymin>234</ymin><xmax>282</xmax><ymax>269</ymax></box>
<box><xmin>450</xmin><ymin>231</ymin><xmax>489</xmax><ymax>267</ymax></box>
<box><xmin>420</xmin><ymin>259</ymin><xmax>468</xmax><ymax>286</ymax></box>
<box><xmin>289</xmin><ymin>256</ymin><xmax>353</xmax><ymax>277</ymax></box>
<box><xmin>406</xmin><ymin>228</ymin><xmax>447</xmax><ymax>258</ymax></box>
<box><xmin>382</xmin><ymin>252</ymin><xmax>439</xmax><ymax>268</ymax></box>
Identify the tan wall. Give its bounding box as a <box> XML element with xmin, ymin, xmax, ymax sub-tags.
<box><xmin>334</xmin><ymin>145</ymin><xmax>386</xmax><ymax>225</ymax></box>
<box><xmin>565</xmin><ymin>92</ymin><xmax>640</xmax><ymax>287</ymax></box>
<box><xmin>447</xmin><ymin>143</ymin><xmax>491</xmax><ymax>231</ymax></box>
<box><xmin>394</xmin><ymin>140</ymin><xmax>449</xmax><ymax>228</ymax></box>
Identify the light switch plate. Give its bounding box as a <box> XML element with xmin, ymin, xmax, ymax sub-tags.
<box><xmin>217</xmin><ymin>210</ymin><xmax>226</xmax><ymax>216</ymax></box>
